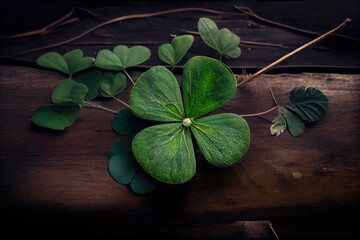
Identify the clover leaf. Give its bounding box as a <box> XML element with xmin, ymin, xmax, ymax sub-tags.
<box><xmin>95</xmin><ymin>45</ymin><xmax>151</xmax><ymax>71</ymax></box>
<box><xmin>271</xmin><ymin>86</ymin><xmax>328</xmax><ymax>137</ymax></box>
<box><xmin>158</xmin><ymin>35</ymin><xmax>194</xmax><ymax>66</ymax></box>
<box><xmin>108</xmin><ymin>137</ymin><xmax>157</xmax><ymax>194</ymax></box>
<box><xmin>99</xmin><ymin>72</ymin><xmax>126</xmax><ymax>98</ymax></box>
<box><xmin>51</xmin><ymin>79</ymin><xmax>88</xmax><ymax>106</ymax></box>
<box><xmin>36</xmin><ymin>49</ymin><xmax>94</xmax><ymax>77</ymax></box>
<box><xmin>73</xmin><ymin>68</ymin><xmax>102</xmax><ymax>101</ymax></box>
<box><xmin>130</xmin><ymin>56</ymin><xmax>250</xmax><ymax>184</ymax></box>
<box><xmin>198</xmin><ymin>17</ymin><xmax>241</xmax><ymax>59</ymax></box>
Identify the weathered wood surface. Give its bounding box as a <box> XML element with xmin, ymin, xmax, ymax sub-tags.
<box><xmin>1</xmin><ymin>0</ymin><xmax>359</xmax><ymax>72</ymax></box>
<box><xmin>0</xmin><ymin>65</ymin><xmax>359</xmax><ymax>238</ymax></box>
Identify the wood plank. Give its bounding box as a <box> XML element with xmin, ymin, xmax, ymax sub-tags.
<box><xmin>1</xmin><ymin>65</ymin><xmax>359</xmax><ymax>238</ymax></box>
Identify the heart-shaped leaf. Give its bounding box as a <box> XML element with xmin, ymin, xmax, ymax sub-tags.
<box><xmin>108</xmin><ymin>153</ymin><xmax>139</xmax><ymax>184</ymax></box>
<box><xmin>132</xmin><ymin>123</ymin><xmax>195</xmax><ymax>184</ymax></box>
<box><xmin>63</xmin><ymin>49</ymin><xmax>94</xmax><ymax>76</ymax></box>
<box><xmin>37</xmin><ymin>50</ymin><xmax>94</xmax><ymax>76</ymax></box>
<box><xmin>286</xmin><ymin>86</ymin><xmax>328</xmax><ymax>123</ymax></box>
<box><xmin>182</xmin><ymin>56</ymin><xmax>236</xmax><ymax>118</ymax></box>
<box><xmin>108</xmin><ymin>137</ymin><xmax>133</xmax><ymax>158</ymax></box>
<box><xmin>95</xmin><ymin>45</ymin><xmax>151</xmax><ymax>71</ymax></box>
<box><xmin>191</xmin><ymin>113</ymin><xmax>250</xmax><ymax>167</ymax></box>
<box><xmin>198</xmin><ymin>17</ymin><xmax>241</xmax><ymax>58</ymax></box>
<box><xmin>112</xmin><ymin>108</ymin><xmax>157</xmax><ymax>136</ymax></box>
<box><xmin>37</xmin><ymin>52</ymin><xmax>69</xmax><ymax>75</ymax></box>
<box><xmin>51</xmin><ymin>79</ymin><xmax>88</xmax><ymax>106</ymax></box>
<box><xmin>73</xmin><ymin>68</ymin><xmax>102</xmax><ymax>100</ymax></box>
<box><xmin>32</xmin><ymin>105</ymin><xmax>80</xmax><ymax>130</ymax></box>
<box><xmin>158</xmin><ymin>35</ymin><xmax>194</xmax><ymax>66</ymax></box>
<box><xmin>130</xmin><ymin>170</ymin><xmax>157</xmax><ymax>195</ymax></box>
<box><xmin>100</xmin><ymin>72</ymin><xmax>126</xmax><ymax>98</ymax></box>
<box><xmin>130</xmin><ymin>66</ymin><xmax>185</xmax><ymax>122</ymax></box>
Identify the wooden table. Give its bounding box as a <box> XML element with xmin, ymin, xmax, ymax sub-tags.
<box><xmin>1</xmin><ymin>1</ymin><xmax>359</xmax><ymax>238</ymax></box>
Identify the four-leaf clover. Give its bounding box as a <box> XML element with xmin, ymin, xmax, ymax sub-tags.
<box><xmin>129</xmin><ymin>56</ymin><xmax>250</xmax><ymax>184</ymax></box>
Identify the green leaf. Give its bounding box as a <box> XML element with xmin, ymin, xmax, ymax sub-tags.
<box><xmin>63</xmin><ymin>49</ymin><xmax>94</xmax><ymax>75</ymax></box>
<box><xmin>281</xmin><ymin>107</ymin><xmax>305</xmax><ymax>137</ymax></box>
<box><xmin>73</xmin><ymin>68</ymin><xmax>102</xmax><ymax>100</ymax></box>
<box><xmin>182</xmin><ymin>56</ymin><xmax>236</xmax><ymax>118</ymax></box>
<box><xmin>108</xmin><ymin>153</ymin><xmax>139</xmax><ymax>184</ymax></box>
<box><xmin>36</xmin><ymin>52</ymin><xmax>69</xmax><ymax>75</ymax></box>
<box><xmin>286</xmin><ymin>86</ymin><xmax>328</xmax><ymax>123</ymax></box>
<box><xmin>108</xmin><ymin>137</ymin><xmax>133</xmax><ymax>158</ymax></box>
<box><xmin>158</xmin><ymin>35</ymin><xmax>194</xmax><ymax>66</ymax></box>
<box><xmin>191</xmin><ymin>113</ymin><xmax>250</xmax><ymax>167</ymax></box>
<box><xmin>132</xmin><ymin>123</ymin><xmax>196</xmax><ymax>184</ymax></box>
<box><xmin>130</xmin><ymin>170</ymin><xmax>157</xmax><ymax>194</ymax></box>
<box><xmin>100</xmin><ymin>72</ymin><xmax>126</xmax><ymax>98</ymax></box>
<box><xmin>130</xmin><ymin>66</ymin><xmax>185</xmax><ymax>122</ymax></box>
<box><xmin>32</xmin><ymin>105</ymin><xmax>80</xmax><ymax>130</ymax></box>
<box><xmin>95</xmin><ymin>49</ymin><xmax>124</xmax><ymax>71</ymax></box>
<box><xmin>112</xmin><ymin>108</ymin><xmax>157</xmax><ymax>136</ymax></box>
<box><xmin>114</xmin><ymin>45</ymin><xmax>151</xmax><ymax>69</ymax></box>
<box><xmin>51</xmin><ymin>79</ymin><xmax>88</xmax><ymax>106</ymax></box>
<box><xmin>95</xmin><ymin>45</ymin><xmax>151</xmax><ymax>71</ymax></box>
<box><xmin>198</xmin><ymin>17</ymin><xmax>241</xmax><ymax>58</ymax></box>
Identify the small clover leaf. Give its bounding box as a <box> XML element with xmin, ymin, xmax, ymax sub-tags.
<box><xmin>158</xmin><ymin>35</ymin><xmax>194</xmax><ymax>66</ymax></box>
<box><xmin>36</xmin><ymin>49</ymin><xmax>94</xmax><ymax>77</ymax></box>
<box><xmin>51</xmin><ymin>79</ymin><xmax>89</xmax><ymax>106</ymax></box>
<box><xmin>130</xmin><ymin>56</ymin><xmax>250</xmax><ymax>184</ymax></box>
<box><xmin>108</xmin><ymin>137</ymin><xmax>158</xmax><ymax>194</ymax></box>
<box><xmin>271</xmin><ymin>87</ymin><xmax>328</xmax><ymax>137</ymax></box>
<box><xmin>95</xmin><ymin>45</ymin><xmax>151</xmax><ymax>71</ymax></box>
<box><xmin>32</xmin><ymin>104</ymin><xmax>81</xmax><ymax>130</ymax></box>
<box><xmin>198</xmin><ymin>17</ymin><xmax>241</xmax><ymax>59</ymax></box>
<box><xmin>73</xmin><ymin>68</ymin><xmax>102</xmax><ymax>101</ymax></box>
<box><xmin>100</xmin><ymin>72</ymin><xmax>126</xmax><ymax>98</ymax></box>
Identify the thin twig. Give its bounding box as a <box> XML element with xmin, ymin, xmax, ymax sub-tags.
<box><xmin>124</xmin><ymin>70</ymin><xmax>135</xmax><ymax>85</ymax></box>
<box><xmin>112</xmin><ymin>97</ymin><xmax>130</xmax><ymax>108</ymax></box>
<box><xmin>83</xmin><ymin>101</ymin><xmax>117</xmax><ymax>114</ymax></box>
<box><xmin>7</xmin><ymin>7</ymin><xmax>231</xmax><ymax>57</ymax></box>
<box><xmin>269</xmin><ymin>86</ymin><xmax>280</xmax><ymax>107</ymax></box>
<box><xmin>237</xmin><ymin>18</ymin><xmax>351</xmax><ymax>87</ymax></box>
<box><xmin>268</xmin><ymin>221</ymin><xmax>279</xmax><ymax>240</ymax></box>
<box><xmin>239</xmin><ymin>106</ymin><xmax>278</xmax><ymax>117</ymax></box>
<box><xmin>234</xmin><ymin>5</ymin><xmax>360</xmax><ymax>43</ymax></box>
<box><xmin>43</xmin><ymin>18</ymin><xmax>80</xmax><ymax>36</ymax></box>
<box><xmin>182</xmin><ymin>30</ymin><xmax>288</xmax><ymax>48</ymax></box>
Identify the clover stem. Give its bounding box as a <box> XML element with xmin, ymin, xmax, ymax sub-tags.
<box><xmin>239</xmin><ymin>106</ymin><xmax>279</xmax><ymax>117</ymax></box>
<box><xmin>219</xmin><ymin>53</ymin><xmax>223</xmax><ymax>61</ymax></box>
<box><xmin>84</xmin><ymin>101</ymin><xmax>117</xmax><ymax>114</ymax></box>
<box><xmin>112</xmin><ymin>96</ymin><xmax>130</xmax><ymax>108</ymax></box>
<box><xmin>124</xmin><ymin>70</ymin><xmax>135</xmax><ymax>85</ymax></box>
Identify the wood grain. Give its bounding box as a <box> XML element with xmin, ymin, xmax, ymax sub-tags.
<box><xmin>0</xmin><ymin>65</ymin><xmax>359</xmax><ymax>238</ymax></box>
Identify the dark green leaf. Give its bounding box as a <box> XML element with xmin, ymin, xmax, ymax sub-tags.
<box><xmin>51</xmin><ymin>79</ymin><xmax>88</xmax><ymax>105</ymax></box>
<box><xmin>198</xmin><ymin>18</ymin><xmax>241</xmax><ymax>58</ymax></box>
<box><xmin>73</xmin><ymin>68</ymin><xmax>102</xmax><ymax>100</ymax></box>
<box><xmin>287</xmin><ymin>86</ymin><xmax>328</xmax><ymax>123</ymax></box>
<box><xmin>112</xmin><ymin>108</ymin><xmax>157</xmax><ymax>136</ymax></box>
<box><xmin>281</xmin><ymin>107</ymin><xmax>305</xmax><ymax>137</ymax></box>
<box><xmin>108</xmin><ymin>137</ymin><xmax>133</xmax><ymax>158</ymax></box>
<box><xmin>63</xmin><ymin>49</ymin><xmax>94</xmax><ymax>75</ymax></box>
<box><xmin>32</xmin><ymin>105</ymin><xmax>80</xmax><ymax>130</ymax></box>
<box><xmin>132</xmin><ymin>123</ymin><xmax>196</xmax><ymax>184</ymax></box>
<box><xmin>191</xmin><ymin>113</ymin><xmax>250</xmax><ymax>167</ymax></box>
<box><xmin>158</xmin><ymin>35</ymin><xmax>194</xmax><ymax>66</ymax></box>
<box><xmin>182</xmin><ymin>56</ymin><xmax>236</xmax><ymax>118</ymax></box>
<box><xmin>130</xmin><ymin>66</ymin><xmax>185</xmax><ymax>122</ymax></box>
<box><xmin>36</xmin><ymin>52</ymin><xmax>69</xmax><ymax>75</ymax></box>
<box><xmin>130</xmin><ymin>170</ymin><xmax>158</xmax><ymax>194</ymax></box>
<box><xmin>108</xmin><ymin>153</ymin><xmax>138</xmax><ymax>184</ymax></box>
<box><xmin>100</xmin><ymin>72</ymin><xmax>126</xmax><ymax>97</ymax></box>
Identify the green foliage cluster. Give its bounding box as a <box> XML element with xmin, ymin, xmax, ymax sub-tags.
<box><xmin>32</xmin><ymin>17</ymin><xmax>328</xmax><ymax>194</ymax></box>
